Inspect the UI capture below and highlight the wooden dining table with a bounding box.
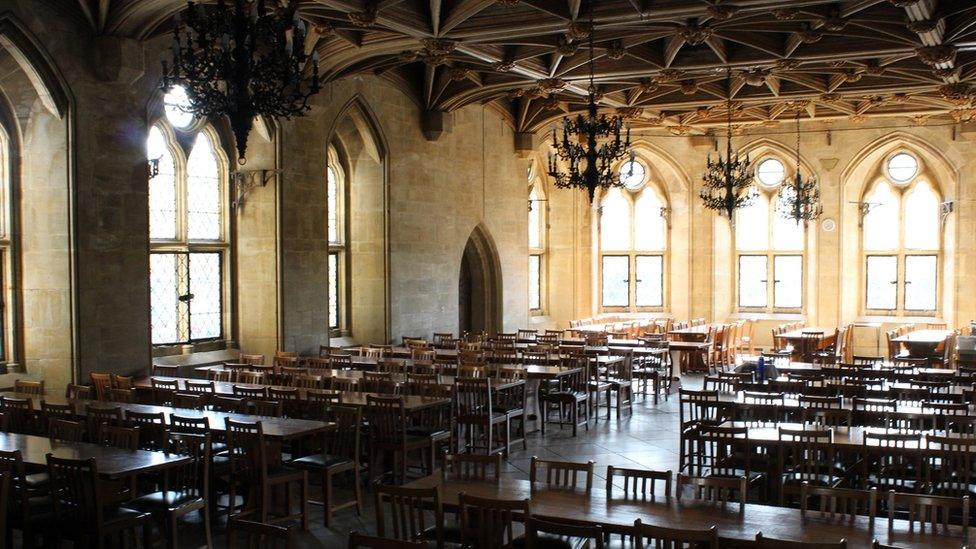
[0,391,335,441]
[0,432,190,479]
[405,476,966,548]
[773,361,957,381]
[892,329,954,358]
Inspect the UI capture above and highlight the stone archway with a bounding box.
[458,224,502,335]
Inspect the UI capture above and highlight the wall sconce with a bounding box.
[231,169,281,210]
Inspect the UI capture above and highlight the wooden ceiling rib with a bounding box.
[63,0,976,133]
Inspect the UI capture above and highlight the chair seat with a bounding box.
[267,465,305,481]
[24,472,49,488]
[125,490,204,512]
[105,506,153,526]
[781,472,840,487]
[407,426,451,438]
[290,453,354,470]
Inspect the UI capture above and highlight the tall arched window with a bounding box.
[0,127,11,361]
[148,87,229,345]
[528,178,546,313]
[735,156,805,311]
[327,146,345,333]
[862,152,940,314]
[599,160,668,311]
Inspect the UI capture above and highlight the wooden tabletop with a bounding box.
[405,476,965,548]
[667,341,713,350]
[0,392,335,440]
[716,391,973,421]
[892,330,954,344]
[718,421,972,451]
[774,327,833,339]
[668,325,716,335]
[0,432,190,479]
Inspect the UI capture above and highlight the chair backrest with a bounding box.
[46,455,103,526]
[365,395,407,446]
[755,532,847,548]
[84,404,121,440]
[442,452,503,483]
[48,418,86,442]
[124,410,167,450]
[801,483,878,520]
[606,466,671,498]
[173,392,207,410]
[99,424,140,450]
[327,406,361,461]
[803,407,852,428]
[239,354,267,365]
[106,388,135,403]
[362,371,397,394]
[170,414,210,435]
[151,364,180,377]
[89,372,113,400]
[347,532,423,549]
[457,492,531,549]
[526,516,605,549]
[251,399,283,418]
[0,396,34,434]
[529,456,594,492]
[233,384,268,399]
[633,519,717,549]
[13,379,43,395]
[455,377,494,418]
[225,418,266,483]
[166,431,211,497]
[227,518,295,549]
[676,474,747,510]
[65,383,92,400]
[888,491,970,533]
[374,483,444,546]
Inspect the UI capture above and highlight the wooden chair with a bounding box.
[755,532,847,548]
[525,516,605,549]
[676,474,747,511]
[777,427,841,506]
[455,378,510,456]
[365,395,433,483]
[374,483,445,548]
[65,383,92,400]
[172,392,207,410]
[227,518,295,549]
[99,424,140,450]
[89,372,113,400]
[362,371,397,394]
[442,452,503,483]
[268,387,301,418]
[13,379,43,395]
[150,378,179,406]
[0,450,53,547]
[924,434,976,498]
[125,432,213,549]
[1,396,36,434]
[251,399,283,418]
[106,388,135,403]
[224,418,309,529]
[800,483,878,520]
[124,410,167,451]
[888,491,970,534]
[606,466,671,498]
[539,359,589,437]
[49,418,86,442]
[290,406,362,526]
[633,519,717,549]
[348,532,422,548]
[860,432,922,492]
[239,354,267,365]
[233,384,268,400]
[85,404,122,440]
[606,351,635,418]
[457,492,530,549]
[529,456,594,493]
[45,455,154,547]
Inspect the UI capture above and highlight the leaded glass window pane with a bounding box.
[904,255,937,311]
[189,252,222,340]
[528,254,541,310]
[328,167,339,243]
[774,255,802,308]
[602,256,629,307]
[150,253,181,344]
[186,132,222,240]
[148,126,177,240]
[863,183,898,250]
[738,255,767,308]
[735,192,768,251]
[773,213,804,251]
[600,188,630,250]
[866,255,897,310]
[528,188,541,249]
[329,253,339,329]
[635,255,663,307]
[904,181,939,250]
[634,189,665,251]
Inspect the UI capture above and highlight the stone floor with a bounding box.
[151,376,699,548]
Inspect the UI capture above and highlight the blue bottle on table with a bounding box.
[756,355,765,383]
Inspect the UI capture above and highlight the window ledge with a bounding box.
[855,315,943,325]
[731,312,806,322]
[529,315,550,325]
[152,339,235,359]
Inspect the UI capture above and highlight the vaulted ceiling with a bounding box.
[65,0,976,134]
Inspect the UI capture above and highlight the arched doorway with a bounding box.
[458,225,502,335]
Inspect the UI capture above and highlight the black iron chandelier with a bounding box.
[161,0,321,163]
[699,69,756,225]
[777,113,823,224]
[547,6,633,203]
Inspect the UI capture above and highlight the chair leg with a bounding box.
[301,474,309,531]
[353,468,363,516]
[203,503,214,549]
[323,469,334,527]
